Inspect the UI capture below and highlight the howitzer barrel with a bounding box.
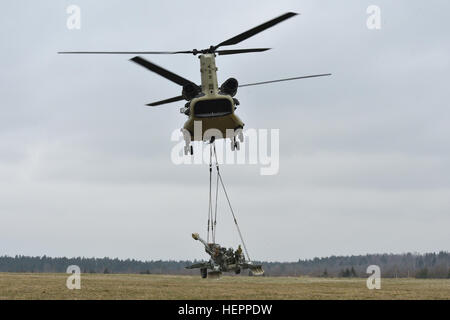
[192,233,213,254]
[192,233,200,241]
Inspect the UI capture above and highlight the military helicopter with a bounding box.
[59,12,331,155]
[186,233,264,279]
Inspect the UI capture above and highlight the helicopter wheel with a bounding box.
[190,145,194,155]
[235,141,240,151]
[231,141,235,151]
[184,146,189,156]
[237,129,244,143]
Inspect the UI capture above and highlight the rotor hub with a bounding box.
[191,46,218,56]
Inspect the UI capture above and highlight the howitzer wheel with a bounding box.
[200,268,207,279]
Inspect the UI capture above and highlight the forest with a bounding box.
[0,251,449,278]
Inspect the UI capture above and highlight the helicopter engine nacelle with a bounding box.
[219,78,238,97]
[182,83,201,101]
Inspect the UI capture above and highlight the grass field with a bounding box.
[0,273,449,299]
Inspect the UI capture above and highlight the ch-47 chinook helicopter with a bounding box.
[59,12,330,155]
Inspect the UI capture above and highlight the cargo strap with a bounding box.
[206,142,252,262]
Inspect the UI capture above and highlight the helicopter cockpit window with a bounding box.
[194,99,232,118]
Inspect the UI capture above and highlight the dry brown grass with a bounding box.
[0,272,449,300]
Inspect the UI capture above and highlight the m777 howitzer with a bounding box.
[186,233,264,279]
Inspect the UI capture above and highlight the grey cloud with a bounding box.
[0,0,449,261]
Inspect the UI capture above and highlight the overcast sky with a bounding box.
[0,0,449,262]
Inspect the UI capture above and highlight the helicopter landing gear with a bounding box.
[181,129,193,156]
[230,127,243,152]
[236,128,244,143]
[184,145,193,155]
[231,139,240,151]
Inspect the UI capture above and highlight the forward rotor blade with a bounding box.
[215,12,298,49]
[239,73,332,87]
[58,51,193,54]
[217,48,271,55]
[130,56,194,86]
[146,95,184,107]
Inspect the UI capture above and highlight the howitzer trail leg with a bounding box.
[249,265,264,276]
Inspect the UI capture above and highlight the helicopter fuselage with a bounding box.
[182,54,244,141]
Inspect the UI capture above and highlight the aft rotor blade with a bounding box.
[58,51,194,54]
[146,95,184,107]
[239,73,332,87]
[215,12,298,49]
[130,56,194,86]
[217,48,271,55]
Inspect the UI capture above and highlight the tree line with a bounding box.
[264,251,450,278]
[0,251,449,278]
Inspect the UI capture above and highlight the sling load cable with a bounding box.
[208,142,219,243]
[206,144,213,243]
[212,149,219,244]
[211,142,252,263]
